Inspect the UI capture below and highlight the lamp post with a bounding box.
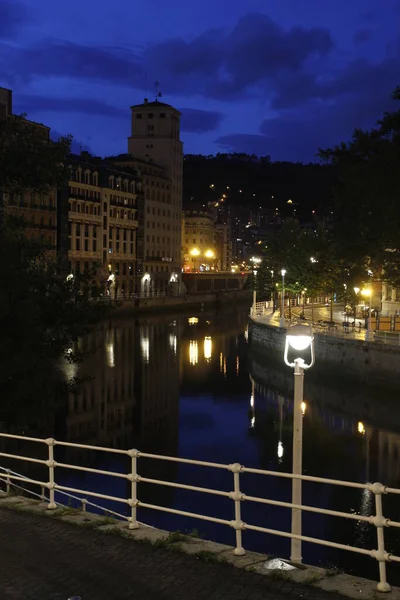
[284,324,315,564]
[362,289,372,341]
[280,269,286,328]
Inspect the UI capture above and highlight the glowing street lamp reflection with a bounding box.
[169,334,177,355]
[189,340,198,365]
[277,441,284,461]
[301,401,306,415]
[107,343,115,368]
[204,336,212,362]
[188,317,198,325]
[140,337,150,363]
[358,421,366,435]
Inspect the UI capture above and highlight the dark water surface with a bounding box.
[2,305,400,584]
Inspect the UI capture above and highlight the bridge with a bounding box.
[182,271,249,294]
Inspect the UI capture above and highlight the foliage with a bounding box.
[0,114,71,196]
[0,113,107,431]
[319,86,400,286]
[0,216,109,430]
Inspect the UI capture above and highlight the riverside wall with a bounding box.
[248,317,400,388]
[113,289,252,316]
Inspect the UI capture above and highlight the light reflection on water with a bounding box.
[2,306,400,584]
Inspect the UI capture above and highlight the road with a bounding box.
[290,303,360,325]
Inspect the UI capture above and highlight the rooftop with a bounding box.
[130,99,181,114]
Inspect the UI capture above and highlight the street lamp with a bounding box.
[280,269,286,328]
[362,289,372,341]
[284,324,315,564]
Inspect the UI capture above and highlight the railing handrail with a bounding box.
[0,432,399,592]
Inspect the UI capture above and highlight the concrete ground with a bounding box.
[0,506,352,600]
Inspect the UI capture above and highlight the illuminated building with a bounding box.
[111,95,183,296]
[66,155,140,296]
[183,207,220,271]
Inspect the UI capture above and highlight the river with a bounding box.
[1,304,400,584]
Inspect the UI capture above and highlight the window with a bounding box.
[136,113,142,119]
[93,239,97,252]
[160,113,166,118]
[148,113,154,118]
[84,240,89,251]
[76,239,81,251]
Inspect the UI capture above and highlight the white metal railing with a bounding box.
[249,302,274,320]
[0,434,399,592]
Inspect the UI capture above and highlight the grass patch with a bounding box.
[195,550,226,564]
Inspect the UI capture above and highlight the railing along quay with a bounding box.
[250,303,400,347]
[0,434,399,592]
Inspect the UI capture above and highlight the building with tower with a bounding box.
[112,93,183,296]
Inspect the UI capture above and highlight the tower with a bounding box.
[128,93,183,291]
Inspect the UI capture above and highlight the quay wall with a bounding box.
[248,318,400,387]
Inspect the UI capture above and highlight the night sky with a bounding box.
[1,0,399,162]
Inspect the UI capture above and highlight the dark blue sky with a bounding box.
[1,0,399,161]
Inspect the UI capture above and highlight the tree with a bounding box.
[0,116,108,431]
[319,86,400,287]
[0,114,71,197]
[0,215,109,430]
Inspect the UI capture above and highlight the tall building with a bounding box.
[125,97,183,295]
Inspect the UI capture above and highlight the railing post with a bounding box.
[5,469,11,495]
[370,482,391,593]
[128,449,140,530]
[45,438,57,510]
[229,463,245,556]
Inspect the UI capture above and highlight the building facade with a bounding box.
[182,204,232,272]
[125,98,183,295]
[182,207,218,272]
[66,156,140,297]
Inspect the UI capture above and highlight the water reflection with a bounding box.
[204,337,212,363]
[189,340,198,366]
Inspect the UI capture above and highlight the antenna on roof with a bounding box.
[154,80,162,101]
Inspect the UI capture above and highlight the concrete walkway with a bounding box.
[0,507,350,600]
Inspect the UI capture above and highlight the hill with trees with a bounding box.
[183,154,336,222]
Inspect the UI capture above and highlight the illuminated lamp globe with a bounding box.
[286,324,313,351]
[205,250,214,258]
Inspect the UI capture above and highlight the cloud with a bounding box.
[5,13,333,104]
[13,94,126,118]
[269,43,400,110]
[0,1,29,39]
[10,39,143,86]
[216,85,399,162]
[353,29,372,45]
[180,108,224,133]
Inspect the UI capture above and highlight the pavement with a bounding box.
[0,507,350,600]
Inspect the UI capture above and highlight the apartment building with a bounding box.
[66,155,140,296]
[182,207,218,272]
